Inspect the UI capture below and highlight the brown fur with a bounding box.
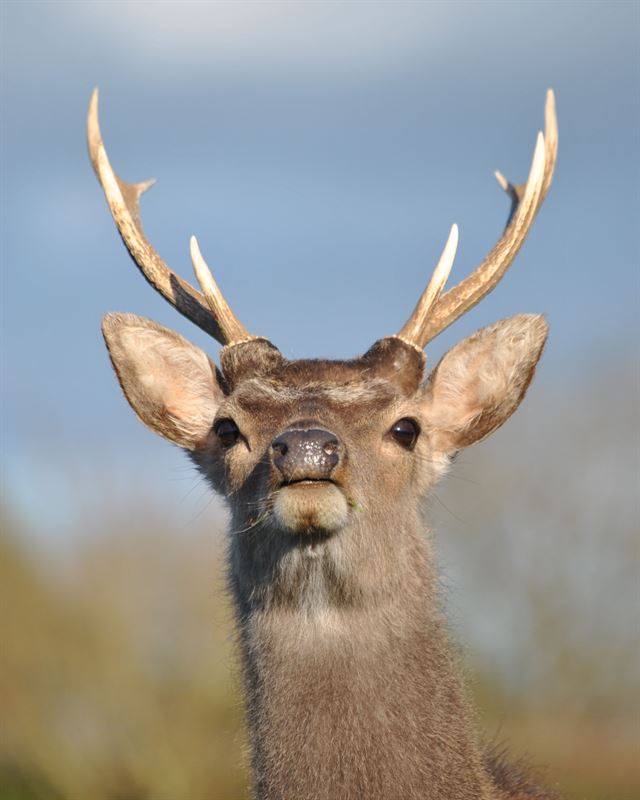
[484,745,559,799]
[103,311,553,799]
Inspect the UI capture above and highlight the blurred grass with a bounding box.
[0,507,248,800]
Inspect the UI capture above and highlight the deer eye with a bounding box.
[389,418,420,450]
[215,419,241,449]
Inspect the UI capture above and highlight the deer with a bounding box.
[88,88,558,800]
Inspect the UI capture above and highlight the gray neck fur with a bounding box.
[229,505,492,800]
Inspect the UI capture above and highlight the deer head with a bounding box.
[89,90,556,613]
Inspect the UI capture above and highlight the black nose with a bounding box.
[271,427,342,483]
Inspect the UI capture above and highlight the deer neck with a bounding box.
[229,508,493,800]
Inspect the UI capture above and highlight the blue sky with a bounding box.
[2,1,638,538]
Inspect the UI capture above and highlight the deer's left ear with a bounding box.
[421,314,548,454]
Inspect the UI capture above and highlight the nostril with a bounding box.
[322,439,339,456]
[272,441,288,457]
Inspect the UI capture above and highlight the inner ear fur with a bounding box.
[422,314,548,453]
[102,313,224,450]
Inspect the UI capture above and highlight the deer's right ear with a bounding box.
[102,313,224,450]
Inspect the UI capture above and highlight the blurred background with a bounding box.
[1,1,638,798]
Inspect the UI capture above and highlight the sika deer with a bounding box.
[89,89,558,800]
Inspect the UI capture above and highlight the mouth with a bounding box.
[280,478,337,488]
[272,478,349,534]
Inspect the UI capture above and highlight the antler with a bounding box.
[87,88,253,346]
[396,89,557,349]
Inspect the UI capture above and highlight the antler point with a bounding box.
[494,170,508,192]
[137,178,156,196]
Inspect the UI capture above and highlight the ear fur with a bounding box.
[422,314,548,454]
[102,313,224,450]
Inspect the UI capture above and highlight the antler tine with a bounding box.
[413,90,557,347]
[87,88,252,346]
[395,224,458,350]
[541,88,559,205]
[190,236,255,344]
[494,89,558,219]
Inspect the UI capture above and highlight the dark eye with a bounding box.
[389,418,420,450]
[215,419,241,449]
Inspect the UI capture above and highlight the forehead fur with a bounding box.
[231,359,403,415]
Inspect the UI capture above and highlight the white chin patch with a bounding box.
[272,482,349,534]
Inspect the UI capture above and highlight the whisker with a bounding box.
[428,491,468,525]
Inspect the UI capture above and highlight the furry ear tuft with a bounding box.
[102,313,223,450]
[423,314,548,453]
